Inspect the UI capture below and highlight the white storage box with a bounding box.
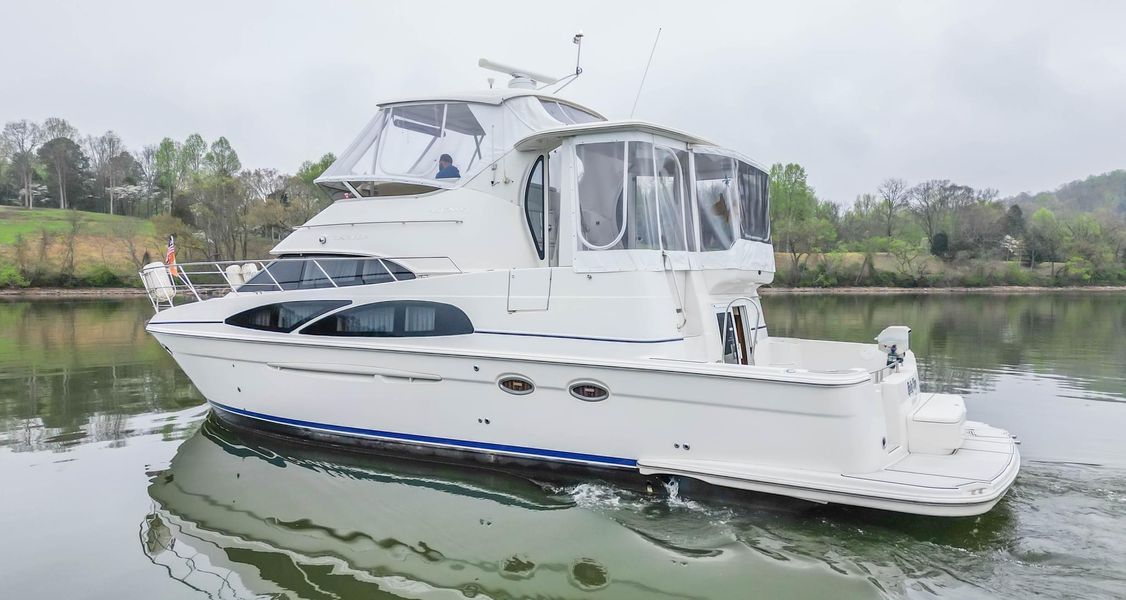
[908,393,966,455]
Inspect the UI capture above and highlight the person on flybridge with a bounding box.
[436,154,460,179]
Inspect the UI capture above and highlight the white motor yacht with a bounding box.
[141,62,1019,517]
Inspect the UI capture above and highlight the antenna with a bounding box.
[552,31,585,93]
[572,31,584,76]
[630,27,662,118]
[480,33,588,93]
[478,58,559,89]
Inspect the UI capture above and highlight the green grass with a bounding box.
[0,206,155,245]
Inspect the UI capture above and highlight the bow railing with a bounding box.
[139,255,460,313]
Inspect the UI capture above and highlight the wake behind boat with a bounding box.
[140,55,1019,517]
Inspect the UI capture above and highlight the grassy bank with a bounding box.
[773,251,1126,288]
[0,207,162,288]
[1,206,1123,291]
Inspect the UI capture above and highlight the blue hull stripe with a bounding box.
[476,330,682,344]
[210,401,638,468]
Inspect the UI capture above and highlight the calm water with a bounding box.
[1,294,1124,599]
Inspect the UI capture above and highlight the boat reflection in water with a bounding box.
[141,417,882,599]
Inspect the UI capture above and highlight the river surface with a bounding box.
[1,294,1124,599]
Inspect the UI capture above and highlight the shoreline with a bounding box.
[0,287,148,299]
[760,285,1126,295]
[2,285,1125,299]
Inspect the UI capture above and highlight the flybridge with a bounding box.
[317,37,593,199]
[314,91,605,199]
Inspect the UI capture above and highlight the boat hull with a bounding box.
[154,329,1019,517]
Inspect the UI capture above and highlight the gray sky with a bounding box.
[4,0,1125,204]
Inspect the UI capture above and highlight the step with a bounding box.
[908,393,966,455]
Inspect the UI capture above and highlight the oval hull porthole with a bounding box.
[498,375,535,395]
[569,381,609,402]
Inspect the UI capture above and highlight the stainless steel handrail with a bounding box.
[870,362,899,384]
[138,255,461,313]
[720,296,762,366]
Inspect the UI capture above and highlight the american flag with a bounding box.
[165,235,178,277]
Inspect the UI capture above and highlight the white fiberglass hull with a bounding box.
[152,329,1019,517]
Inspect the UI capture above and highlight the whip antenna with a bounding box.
[630,27,662,118]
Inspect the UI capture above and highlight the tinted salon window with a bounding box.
[226,300,350,333]
[301,301,473,337]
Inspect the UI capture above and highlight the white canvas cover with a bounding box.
[317,97,589,194]
[572,239,775,273]
[571,139,774,274]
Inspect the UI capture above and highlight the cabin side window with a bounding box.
[694,153,738,251]
[301,301,474,337]
[654,147,692,252]
[226,300,350,333]
[738,162,771,243]
[576,141,700,253]
[625,142,661,249]
[524,156,546,259]
[575,142,627,250]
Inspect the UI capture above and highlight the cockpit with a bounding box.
[316,93,604,198]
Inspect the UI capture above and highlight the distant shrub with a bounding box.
[1060,257,1094,284]
[962,267,989,288]
[1001,262,1034,286]
[83,266,125,287]
[811,271,838,288]
[1088,264,1126,285]
[0,262,30,288]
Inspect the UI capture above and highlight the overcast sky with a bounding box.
[4,0,1125,203]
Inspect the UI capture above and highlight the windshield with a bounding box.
[320,102,498,187]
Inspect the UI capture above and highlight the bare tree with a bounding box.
[876,178,909,237]
[136,145,163,216]
[1,120,44,208]
[61,210,85,277]
[909,180,945,242]
[86,131,125,214]
[889,238,929,281]
[944,183,975,245]
[240,168,288,202]
[110,220,146,269]
[40,117,79,209]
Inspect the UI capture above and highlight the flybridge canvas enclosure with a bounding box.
[569,135,774,273]
[317,96,603,197]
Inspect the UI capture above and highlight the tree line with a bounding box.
[0,117,335,263]
[3,115,1125,287]
[768,164,1126,286]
